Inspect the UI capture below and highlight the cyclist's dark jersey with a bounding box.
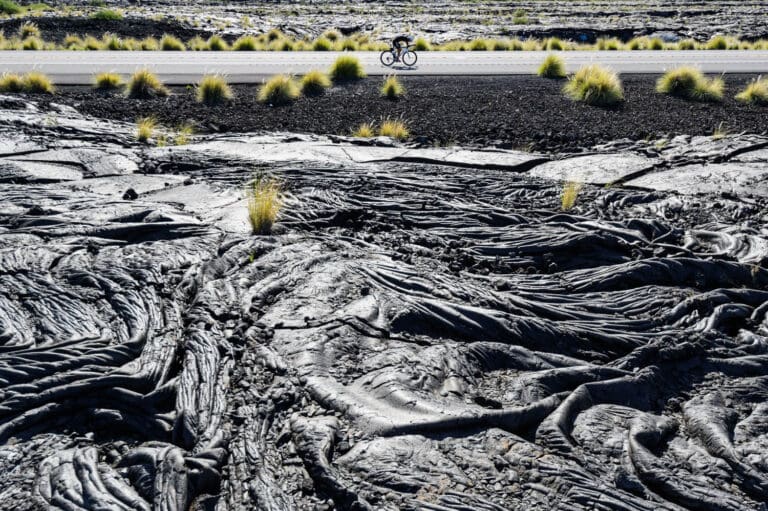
[392,35,413,48]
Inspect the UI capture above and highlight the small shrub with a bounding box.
[91,9,122,20]
[206,34,229,51]
[707,35,728,50]
[380,75,404,99]
[247,174,282,235]
[266,28,284,41]
[677,39,697,50]
[140,37,159,51]
[312,37,333,51]
[0,0,23,15]
[414,37,431,51]
[127,68,169,98]
[469,39,489,51]
[626,38,643,50]
[63,34,83,49]
[340,38,358,51]
[352,122,374,137]
[735,76,768,105]
[648,37,664,50]
[656,66,723,102]
[187,36,207,51]
[23,72,55,94]
[537,54,566,79]
[136,116,156,142]
[512,9,529,24]
[232,35,259,51]
[102,33,124,50]
[329,55,366,81]
[561,181,582,210]
[564,64,624,106]
[300,70,331,96]
[93,71,123,91]
[492,39,510,51]
[322,29,342,42]
[160,34,185,51]
[545,37,564,51]
[0,73,24,93]
[379,118,409,140]
[258,74,300,105]
[22,36,43,50]
[19,22,40,39]
[196,74,233,105]
[174,123,194,145]
[83,35,104,50]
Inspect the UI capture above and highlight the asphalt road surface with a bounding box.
[2,50,768,84]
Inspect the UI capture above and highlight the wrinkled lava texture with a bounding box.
[2,96,768,511]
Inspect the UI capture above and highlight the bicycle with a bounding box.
[380,44,418,67]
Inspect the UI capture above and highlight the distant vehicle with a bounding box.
[380,44,418,67]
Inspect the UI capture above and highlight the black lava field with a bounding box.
[1,96,768,511]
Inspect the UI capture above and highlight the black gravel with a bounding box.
[46,74,768,152]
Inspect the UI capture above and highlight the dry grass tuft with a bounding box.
[735,76,768,105]
[127,68,169,99]
[537,54,566,79]
[300,70,331,96]
[196,74,233,105]
[93,71,123,91]
[561,181,583,210]
[378,118,409,140]
[563,64,623,106]
[352,122,375,138]
[656,66,724,102]
[246,174,283,234]
[258,74,300,105]
[136,116,156,142]
[380,75,405,99]
[329,55,366,81]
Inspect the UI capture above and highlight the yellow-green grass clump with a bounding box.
[83,35,104,50]
[91,8,122,20]
[247,174,283,235]
[312,37,333,51]
[22,72,55,94]
[380,75,405,99]
[0,73,25,93]
[537,54,566,79]
[159,34,185,51]
[300,70,331,96]
[563,64,623,106]
[206,35,229,51]
[735,76,768,105]
[93,72,123,91]
[545,37,564,51]
[196,74,233,105]
[19,22,40,39]
[140,37,159,51]
[329,55,366,82]
[378,119,409,140]
[706,35,728,50]
[174,123,194,145]
[656,66,724,102]
[22,36,43,50]
[352,122,375,138]
[414,37,432,51]
[232,35,260,51]
[469,39,489,51]
[258,74,300,105]
[561,181,582,210]
[127,69,169,99]
[136,116,156,143]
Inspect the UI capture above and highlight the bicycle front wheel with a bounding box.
[380,51,395,66]
[402,50,417,66]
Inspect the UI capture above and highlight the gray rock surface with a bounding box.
[1,98,768,511]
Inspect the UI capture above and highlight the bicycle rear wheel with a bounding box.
[402,50,417,66]
[380,51,395,66]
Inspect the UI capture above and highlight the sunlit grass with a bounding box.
[246,174,283,235]
[537,54,566,79]
[93,71,123,91]
[258,74,299,105]
[136,116,156,142]
[127,68,169,98]
[561,181,582,210]
[564,64,623,106]
[196,74,233,105]
[378,118,409,140]
[380,75,405,99]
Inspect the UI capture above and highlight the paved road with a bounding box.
[2,50,768,84]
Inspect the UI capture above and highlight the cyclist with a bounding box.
[391,34,414,61]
